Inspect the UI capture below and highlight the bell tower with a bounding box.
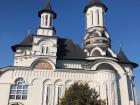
[85,0,107,29]
[84,0,116,60]
[37,1,57,36]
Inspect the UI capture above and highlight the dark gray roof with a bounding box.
[84,0,108,12]
[57,38,86,60]
[0,71,2,75]
[38,1,57,19]
[11,35,86,60]
[12,35,33,52]
[117,48,138,68]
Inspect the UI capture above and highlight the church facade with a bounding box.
[0,0,138,105]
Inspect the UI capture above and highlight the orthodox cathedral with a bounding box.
[0,0,138,105]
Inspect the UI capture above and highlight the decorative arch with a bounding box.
[96,63,115,70]
[91,60,129,105]
[94,30,102,37]
[9,78,28,100]
[44,79,52,85]
[85,30,102,40]
[39,40,53,55]
[91,60,125,73]
[84,49,90,56]
[54,79,63,86]
[30,78,39,85]
[90,47,105,56]
[13,77,28,84]
[31,58,55,70]
[107,48,117,57]
[104,31,110,38]
[36,38,55,46]
[92,49,102,56]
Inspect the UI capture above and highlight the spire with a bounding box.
[38,0,57,19]
[44,0,53,12]
[84,0,108,12]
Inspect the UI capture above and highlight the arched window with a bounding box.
[57,86,62,105]
[92,50,101,56]
[41,45,49,55]
[43,79,52,105]
[43,85,51,105]
[9,78,28,100]
[42,46,45,54]
[55,80,62,105]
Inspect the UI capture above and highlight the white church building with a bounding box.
[0,0,138,105]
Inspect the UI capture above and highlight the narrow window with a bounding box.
[50,17,52,27]
[57,86,61,105]
[42,16,44,26]
[42,46,44,54]
[97,10,99,25]
[46,15,48,26]
[46,86,50,105]
[9,78,28,100]
[92,12,94,26]
[46,47,48,55]
[42,45,46,55]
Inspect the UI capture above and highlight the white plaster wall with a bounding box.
[0,68,118,105]
[14,37,57,67]
[28,79,43,105]
[0,59,135,105]
[37,28,54,36]
[14,56,56,67]
[0,84,11,105]
[86,6,105,29]
[56,60,84,69]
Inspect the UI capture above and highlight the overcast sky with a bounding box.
[0,0,140,102]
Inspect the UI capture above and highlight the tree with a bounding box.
[11,102,22,105]
[60,82,105,105]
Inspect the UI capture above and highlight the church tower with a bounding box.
[0,1,138,105]
[37,1,56,36]
[12,1,58,67]
[84,0,116,60]
[83,0,138,105]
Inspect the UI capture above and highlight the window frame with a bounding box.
[9,78,28,100]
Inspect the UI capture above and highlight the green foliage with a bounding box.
[60,82,105,105]
[11,102,22,105]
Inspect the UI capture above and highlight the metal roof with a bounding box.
[117,48,138,68]
[11,35,86,60]
[84,0,108,13]
[38,1,57,19]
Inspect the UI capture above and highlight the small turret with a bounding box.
[84,0,116,60]
[37,1,57,36]
[84,0,107,29]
